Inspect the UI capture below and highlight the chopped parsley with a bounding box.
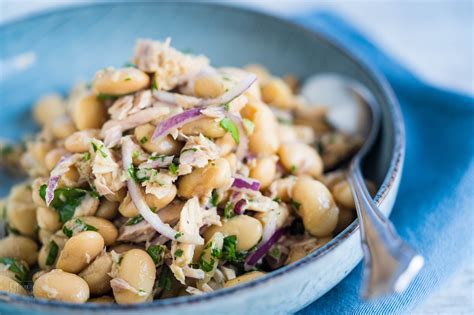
[269,246,281,260]
[83,152,91,161]
[139,136,148,144]
[151,78,159,91]
[132,150,140,159]
[149,154,167,161]
[0,258,29,283]
[209,190,219,207]
[221,235,246,263]
[272,196,281,204]
[158,265,172,292]
[223,202,235,219]
[181,148,198,153]
[127,166,139,182]
[96,93,119,101]
[91,141,108,158]
[219,118,239,144]
[174,232,183,239]
[174,249,184,258]
[124,77,132,81]
[46,240,59,266]
[125,215,144,226]
[63,218,98,237]
[223,103,230,111]
[199,256,215,272]
[147,245,165,266]
[168,163,178,175]
[39,184,88,222]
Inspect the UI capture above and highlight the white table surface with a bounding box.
[1,0,473,313]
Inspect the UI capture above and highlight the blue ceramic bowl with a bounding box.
[0,3,404,314]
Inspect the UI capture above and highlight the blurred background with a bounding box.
[1,1,472,313]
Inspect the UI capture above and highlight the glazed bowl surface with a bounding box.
[0,3,404,314]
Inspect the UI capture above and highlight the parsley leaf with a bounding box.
[125,215,144,226]
[46,240,59,266]
[0,258,29,283]
[151,78,159,91]
[223,202,235,219]
[139,136,148,144]
[174,232,183,239]
[158,265,172,292]
[168,163,178,175]
[219,118,239,144]
[289,199,301,211]
[222,235,247,263]
[174,249,184,257]
[63,218,98,237]
[209,190,219,207]
[39,184,88,222]
[147,245,165,266]
[91,141,108,158]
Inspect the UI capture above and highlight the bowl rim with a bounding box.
[0,2,405,311]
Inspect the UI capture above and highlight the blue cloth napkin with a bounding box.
[294,11,474,314]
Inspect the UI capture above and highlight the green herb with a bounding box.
[181,148,198,153]
[199,256,215,272]
[272,196,281,203]
[151,78,158,91]
[125,215,144,226]
[209,190,219,207]
[83,152,91,161]
[127,166,139,182]
[174,232,183,239]
[289,199,301,211]
[63,218,98,237]
[46,240,59,266]
[158,265,172,292]
[174,249,184,257]
[39,184,88,222]
[277,117,293,125]
[132,150,140,159]
[147,245,165,266]
[139,136,148,144]
[222,235,246,263]
[8,226,20,235]
[222,76,231,81]
[0,258,29,283]
[168,163,178,175]
[150,206,157,213]
[211,247,222,259]
[223,202,235,219]
[223,103,230,111]
[269,246,281,260]
[124,77,132,81]
[96,93,119,101]
[89,188,100,199]
[219,118,239,144]
[149,154,166,161]
[290,164,297,174]
[91,141,108,158]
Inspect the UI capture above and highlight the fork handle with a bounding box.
[347,164,424,299]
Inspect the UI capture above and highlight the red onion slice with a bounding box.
[233,199,248,215]
[122,137,201,244]
[152,74,257,108]
[45,154,73,206]
[245,228,286,267]
[151,108,203,143]
[231,175,261,193]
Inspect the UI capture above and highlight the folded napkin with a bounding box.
[293,11,474,314]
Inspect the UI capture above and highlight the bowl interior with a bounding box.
[0,2,400,311]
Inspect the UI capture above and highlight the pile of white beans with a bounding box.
[0,39,374,304]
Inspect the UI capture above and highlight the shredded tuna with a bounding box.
[108,95,134,120]
[179,134,220,170]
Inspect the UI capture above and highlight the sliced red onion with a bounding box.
[45,154,73,206]
[201,74,257,106]
[101,106,170,144]
[152,74,257,108]
[233,199,248,215]
[231,175,261,193]
[151,108,203,143]
[245,228,286,267]
[121,137,201,244]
